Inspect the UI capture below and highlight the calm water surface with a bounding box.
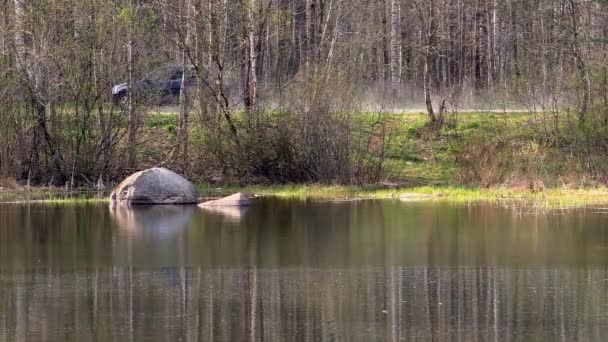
[2,199,608,341]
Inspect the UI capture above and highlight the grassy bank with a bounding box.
[3,184,608,209]
[183,109,608,188]
[367,110,607,188]
[197,184,608,209]
[0,188,109,204]
[4,109,608,208]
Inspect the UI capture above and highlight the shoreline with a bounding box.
[2,184,608,209]
[232,185,608,209]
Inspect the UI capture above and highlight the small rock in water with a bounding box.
[199,192,250,207]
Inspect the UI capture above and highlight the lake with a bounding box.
[1,199,608,341]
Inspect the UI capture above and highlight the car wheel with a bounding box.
[113,92,128,106]
[119,93,128,106]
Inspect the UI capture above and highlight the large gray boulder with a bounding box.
[111,167,198,205]
[198,192,250,207]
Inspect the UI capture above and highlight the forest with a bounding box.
[1,0,608,189]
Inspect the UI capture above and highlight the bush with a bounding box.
[0,177,21,190]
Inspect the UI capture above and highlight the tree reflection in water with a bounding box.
[1,200,608,341]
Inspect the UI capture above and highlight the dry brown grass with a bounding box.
[0,177,21,190]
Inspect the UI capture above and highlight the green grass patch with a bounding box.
[0,190,109,204]
[5,183,608,209]
[196,183,608,209]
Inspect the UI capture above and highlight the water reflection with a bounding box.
[2,267,607,341]
[199,205,249,222]
[1,200,608,341]
[110,205,196,238]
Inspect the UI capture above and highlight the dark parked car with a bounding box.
[112,64,196,105]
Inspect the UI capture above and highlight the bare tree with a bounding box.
[390,0,402,98]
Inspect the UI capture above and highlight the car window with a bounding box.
[143,66,174,80]
[144,68,162,80]
[143,65,193,81]
[169,70,183,80]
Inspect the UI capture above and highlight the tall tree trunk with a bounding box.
[178,0,191,172]
[244,0,258,125]
[390,0,401,96]
[425,0,437,124]
[126,0,137,169]
[382,0,390,81]
[289,0,301,74]
[13,0,25,70]
[510,0,520,78]
[569,0,590,123]
[305,0,314,68]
